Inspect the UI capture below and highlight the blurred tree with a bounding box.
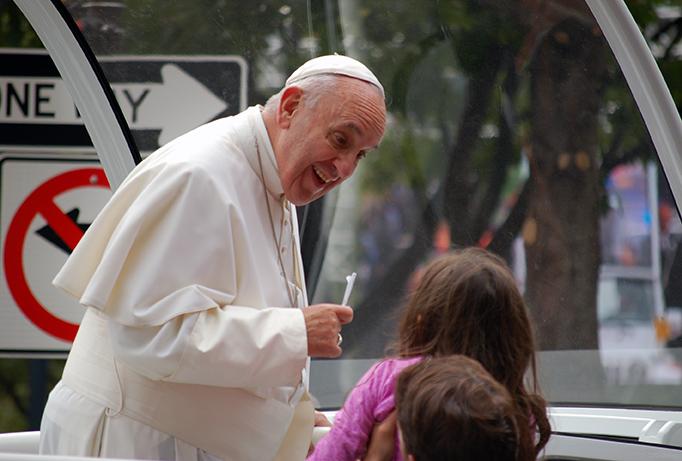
[342,0,681,356]
[523,2,606,351]
[0,0,40,47]
[113,0,314,103]
[0,0,680,430]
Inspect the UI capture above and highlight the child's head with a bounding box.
[396,355,519,461]
[395,247,549,458]
[397,247,534,389]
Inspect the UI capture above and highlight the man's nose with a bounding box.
[334,153,357,180]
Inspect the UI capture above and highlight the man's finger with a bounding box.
[314,412,332,427]
[333,305,354,324]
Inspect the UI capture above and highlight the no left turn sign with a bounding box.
[1,156,112,353]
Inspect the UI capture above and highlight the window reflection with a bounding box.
[602,164,654,269]
[307,1,682,408]
[53,0,682,408]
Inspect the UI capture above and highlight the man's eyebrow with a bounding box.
[340,122,362,134]
[337,122,380,150]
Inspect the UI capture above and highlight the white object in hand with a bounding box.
[341,272,357,306]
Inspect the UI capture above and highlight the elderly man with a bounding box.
[39,55,386,461]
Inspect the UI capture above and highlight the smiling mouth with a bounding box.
[313,165,337,184]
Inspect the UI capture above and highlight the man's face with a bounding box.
[273,77,386,206]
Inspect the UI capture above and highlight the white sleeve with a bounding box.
[71,160,308,389]
[107,304,307,388]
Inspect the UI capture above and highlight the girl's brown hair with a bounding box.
[394,247,550,460]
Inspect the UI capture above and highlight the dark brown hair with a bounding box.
[394,247,550,460]
[396,355,520,461]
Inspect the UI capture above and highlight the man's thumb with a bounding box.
[334,305,354,324]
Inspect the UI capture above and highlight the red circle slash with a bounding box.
[3,168,109,342]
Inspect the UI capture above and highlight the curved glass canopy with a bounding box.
[4,0,682,452]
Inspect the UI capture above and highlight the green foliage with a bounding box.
[0,359,64,432]
[443,1,521,74]
[0,3,41,48]
[0,360,29,431]
[360,0,681,227]
[121,0,285,56]
[626,0,670,28]
[362,122,436,195]
[661,60,682,107]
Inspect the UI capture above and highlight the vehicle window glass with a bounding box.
[61,0,320,155]
[299,1,682,410]
[54,0,682,412]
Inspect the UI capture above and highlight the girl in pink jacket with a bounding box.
[308,247,550,461]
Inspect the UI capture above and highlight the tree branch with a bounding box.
[471,56,520,240]
[443,42,504,245]
[600,137,655,179]
[488,178,532,259]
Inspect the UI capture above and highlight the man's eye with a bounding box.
[333,134,347,147]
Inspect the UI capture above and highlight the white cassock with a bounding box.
[39,106,314,461]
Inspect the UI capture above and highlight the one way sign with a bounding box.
[0,49,247,152]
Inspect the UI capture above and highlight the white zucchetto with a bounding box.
[285,54,384,98]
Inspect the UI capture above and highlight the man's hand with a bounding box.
[308,411,333,457]
[314,411,332,427]
[304,304,353,357]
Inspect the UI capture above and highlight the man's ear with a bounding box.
[407,455,416,461]
[277,86,303,128]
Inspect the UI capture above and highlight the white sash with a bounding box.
[63,309,299,461]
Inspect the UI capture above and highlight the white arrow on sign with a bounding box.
[0,64,228,145]
[111,64,228,144]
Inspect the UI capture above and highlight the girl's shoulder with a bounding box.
[365,356,423,422]
[361,356,424,386]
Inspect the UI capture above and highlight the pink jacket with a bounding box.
[308,357,422,461]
